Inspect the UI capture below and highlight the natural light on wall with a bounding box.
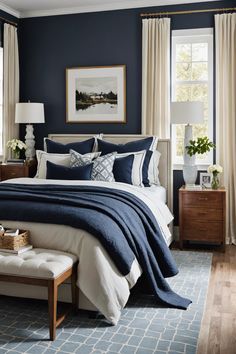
[171,28,213,167]
[0,47,2,156]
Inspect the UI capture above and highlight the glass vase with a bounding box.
[211,173,220,190]
[12,149,20,159]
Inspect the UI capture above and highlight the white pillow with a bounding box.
[149,136,159,151]
[116,150,146,187]
[36,150,70,179]
[93,133,103,152]
[148,150,161,186]
[36,150,100,179]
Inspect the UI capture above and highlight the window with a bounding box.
[0,47,3,156]
[171,28,213,167]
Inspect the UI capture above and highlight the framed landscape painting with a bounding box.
[66,65,126,123]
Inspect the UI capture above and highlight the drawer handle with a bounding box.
[198,197,208,201]
[10,172,16,176]
[197,212,207,216]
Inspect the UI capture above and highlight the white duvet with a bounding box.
[0,178,173,325]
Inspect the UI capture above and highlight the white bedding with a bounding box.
[143,185,166,204]
[0,178,173,325]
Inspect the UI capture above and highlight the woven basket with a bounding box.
[0,230,30,251]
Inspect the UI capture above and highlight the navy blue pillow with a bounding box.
[46,161,93,180]
[142,150,153,187]
[98,137,157,187]
[97,137,155,155]
[113,155,134,185]
[46,138,95,154]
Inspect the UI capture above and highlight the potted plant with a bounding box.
[7,139,27,159]
[185,136,215,157]
[184,136,215,185]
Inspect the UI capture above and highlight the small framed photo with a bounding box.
[200,172,212,188]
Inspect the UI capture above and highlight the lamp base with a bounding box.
[183,124,197,184]
[25,124,35,160]
[184,124,195,165]
[183,164,198,185]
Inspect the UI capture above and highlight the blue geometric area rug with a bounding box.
[0,251,212,354]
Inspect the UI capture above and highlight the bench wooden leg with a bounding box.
[71,265,79,313]
[48,280,57,341]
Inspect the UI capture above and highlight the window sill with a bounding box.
[173,163,209,171]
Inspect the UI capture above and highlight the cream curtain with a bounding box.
[142,18,170,138]
[3,23,19,160]
[215,13,236,244]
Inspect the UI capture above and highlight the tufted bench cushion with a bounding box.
[0,248,78,341]
[0,248,78,279]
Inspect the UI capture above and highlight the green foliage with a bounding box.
[185,136,215,157]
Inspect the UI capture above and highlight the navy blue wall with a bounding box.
[17,0,235,223]
[18,0,235,149]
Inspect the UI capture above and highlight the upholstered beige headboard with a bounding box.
[48,134,172,210]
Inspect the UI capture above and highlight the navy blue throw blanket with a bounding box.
[0,183,191,310]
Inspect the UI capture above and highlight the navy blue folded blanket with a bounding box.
[0,183,191,310]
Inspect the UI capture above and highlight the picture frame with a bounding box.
[200,172,212,188]
[66,65,126,124]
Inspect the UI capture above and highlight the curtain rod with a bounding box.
[0,16,17,27]
[140,7,236,17]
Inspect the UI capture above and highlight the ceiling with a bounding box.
[0,0,219,18]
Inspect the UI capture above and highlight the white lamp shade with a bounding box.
[171,101,204,125]
[15,103,45,124]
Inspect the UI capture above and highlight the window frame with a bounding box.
[171,28,214,170]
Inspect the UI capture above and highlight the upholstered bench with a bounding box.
[0,248,78,341]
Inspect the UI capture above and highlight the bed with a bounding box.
[0,135,188,325]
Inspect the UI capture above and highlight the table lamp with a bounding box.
[15,102,45,160]
[171,101,204,185]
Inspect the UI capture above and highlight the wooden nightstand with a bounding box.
[0,161,37,181]
[179,186,226,251]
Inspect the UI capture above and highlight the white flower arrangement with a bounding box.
[7,139,27,151]
[207,164,223,174]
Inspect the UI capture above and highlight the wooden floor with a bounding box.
[196,245,236,354]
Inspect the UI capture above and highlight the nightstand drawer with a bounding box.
[182,207,223,221]
[1,166,25,180]
[179,186,226,251]
[183,221,223,241]
[182,192,222,209]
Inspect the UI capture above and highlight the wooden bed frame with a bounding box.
[48,134,173,211]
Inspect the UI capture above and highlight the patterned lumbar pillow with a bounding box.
[70,150,117,182]
[70,150,101,167]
